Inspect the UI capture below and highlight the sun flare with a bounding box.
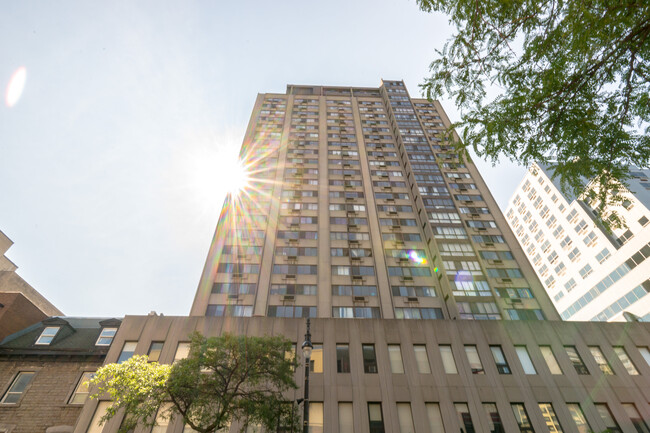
[225,160,251,196]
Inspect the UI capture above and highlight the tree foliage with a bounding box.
[90,333,299,433]
[418,0,650,225]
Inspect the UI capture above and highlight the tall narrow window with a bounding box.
[638,346,650,367]
[148,342,164,363]
[414,345,431,374]
[595,404,621,433]
[285,343,297,372]
[540,346,562,374]
[174,342,190,362]
[564,346,589,374]
[589,346,613,375]
[310,344,323,373]
[388,345,404,374]
[538,403,563,433]
[363,344,378,373]
[484,403,505,433]
[151,403,173,433]
[515,346,537,374]
[368,403,385,433]
[35,326,60,345]
[309,402,324,433]
[622,403,650,433]
[613,346,639,375]
[465,345,484,374]
[426,403,445,432]
[440,345,458,374]
[397,403,415,433]
[117,341,137,364]
[339,402,354,433]
[511,403,535,433]
[337,344,350,373]
[87,401,111,433]
[68,372,94,404]
[567,404,591,433]
[1,372,35,404]
[490,345,511,374]
[455,403,476,433]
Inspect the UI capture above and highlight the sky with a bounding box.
[0,0,527,317]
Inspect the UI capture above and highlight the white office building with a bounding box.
[505,162,650,322]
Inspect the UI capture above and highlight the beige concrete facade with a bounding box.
[75,315,650,433]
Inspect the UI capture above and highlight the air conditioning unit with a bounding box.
[388,210,398,215]
[401,276,414,282]
[282,295,295,302]
[227,294,239,300]
[285,274,296,280]
[406,297,419,303]
[353,296,368,303]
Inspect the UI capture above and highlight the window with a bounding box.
[579,264,593,279]
[310,344,323,373]
[538,403,563,433]
[1,372,35,404]
[638,347,650,367]
[337,344,350,373]
[440,345,458,374]
[589,346,613,375]
[465,345,484,374]
[426,403,445,432]
[414,345,431,373]
[511,403,535,433]
[285,344,296,372]
[339,402,354,433]
[595,404,621,433]
[567,404,591,433]
[483,403,505,433]
[565,346,589,374]
[583,231,597,246]
[539,346,562,374]
[309,402,324,433]
[455,403,476,433]
[96,327,118,346]
[490,346,511,374]
[148,342,164,363]
[515,346,537,374]
[117,341,137,363]
[622,404,650,433]
[564,278,577,292]
[151,403,173,433]
[596,248,611,263]
[87,401,111,433]
[613,346,639,375]
[368,403,385,433]
[363,344,378,373]
[174,342,191,362]
[35,326,60,345]
[69,372,94,404]
[397,403,415,433]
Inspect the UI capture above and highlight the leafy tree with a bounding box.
[90,333,299,433]
[417,0,650,226]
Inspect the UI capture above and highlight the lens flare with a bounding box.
[5,66,27,107]
[226,160,251,195]
[408,250,427,265]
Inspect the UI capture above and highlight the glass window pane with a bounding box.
[337,344,350,373]
[414,345,431,374]
[484,403,505,433]
[151,402,173,433]
[174,342,191,362]
[564,346,589,375]
[589,346,613,375]
[117,341,137,364]
[638,347,650,367]
[614,347,639,375]
[490,346,511,374]
[310,344,323,373]
[595,404,620,431]
[36,326,60,345]
[622,404,650,433]
[363,344,378,374]
[511,403,535,433]
[540,346,562,375]
[339,402,354,433]
[309,402,323,433]
[440,345,458,374]
[538,403,563,433]
[426,403,445,433]
[69,372,94,404]
[465,345,484,374]
[567,404,591,433]
[455,403,475,433]
[515,346,537,374]
[87,401,111,433]
[388,345,405,374]
[397,403,415,433]
[1,372,36,404]
[148,342,164,363]
[368,403,385,433]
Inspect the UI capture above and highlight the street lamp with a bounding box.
[301,318,313,433]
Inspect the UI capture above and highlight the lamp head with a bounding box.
[301,340,313,359]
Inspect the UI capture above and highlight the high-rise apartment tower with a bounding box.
[190,80,559,321]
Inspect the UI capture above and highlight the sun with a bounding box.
[225,159,250,196]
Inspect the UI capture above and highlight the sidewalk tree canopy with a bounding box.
[90,332,299,433]
[418,0,650,226]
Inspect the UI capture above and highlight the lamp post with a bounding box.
[301,318,313,433]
